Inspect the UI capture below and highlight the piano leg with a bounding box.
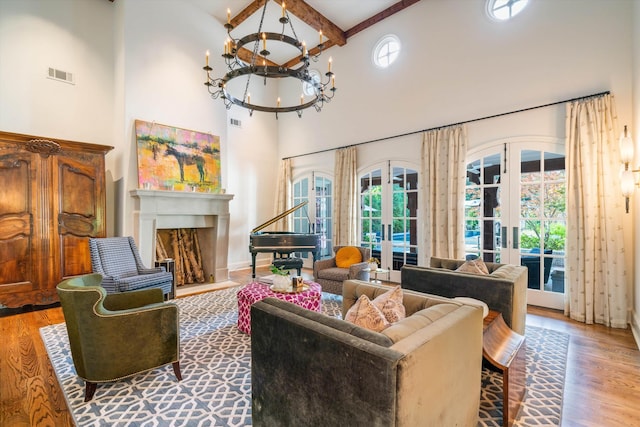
[251,253,257,278]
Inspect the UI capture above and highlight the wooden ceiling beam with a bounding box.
[230,0,420,68]
[345,0,422,39]
[231,0,267,27]
[281,0,347,47]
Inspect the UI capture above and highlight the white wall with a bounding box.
[279,0,633,157]
[114,0,280,273]
[0,0,114,143]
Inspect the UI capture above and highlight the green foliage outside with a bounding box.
[361,184,408,241]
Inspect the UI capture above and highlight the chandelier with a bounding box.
[203,1,336,118]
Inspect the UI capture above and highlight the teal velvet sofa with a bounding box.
[251,280,483,427]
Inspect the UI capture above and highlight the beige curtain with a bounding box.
[273,158,292,231]
[565,94,628,328]
[421,125,468,264]
[333,146,358,245]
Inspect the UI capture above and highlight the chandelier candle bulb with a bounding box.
[205,50,209,66]
[302,41,307,57]
[247,93,250,104]
[262,33,266,51]
[277,97,281,107]
[227,8,230,24]
[332,74,335,89]
[328,57,332,73]
[319,30,323,44]
[300,94,304,105]
[282,2,285,17]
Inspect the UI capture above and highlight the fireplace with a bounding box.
[130,189,233,283]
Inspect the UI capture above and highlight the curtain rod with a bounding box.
[282,90,611,160]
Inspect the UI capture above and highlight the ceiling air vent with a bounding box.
[230,118,242,128]
[47,67,75,85]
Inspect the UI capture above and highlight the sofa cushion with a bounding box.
[381,303,459,343]
[455,258,489,275]
[316,267,350,281]
[345,294,390,332]
[335,246,363,268]
[372,285,406,323]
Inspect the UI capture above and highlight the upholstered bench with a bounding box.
[272,257,303,276]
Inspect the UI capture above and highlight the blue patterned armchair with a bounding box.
[89,236,174,298]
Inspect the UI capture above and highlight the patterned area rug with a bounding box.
[40,286,569,426]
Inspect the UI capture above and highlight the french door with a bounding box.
[292,174,333,267]
[465,140,566,309]
[360,162,418,282]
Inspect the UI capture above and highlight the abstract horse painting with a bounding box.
[135,120,221,192]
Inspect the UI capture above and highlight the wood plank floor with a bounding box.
[1,268,639,426]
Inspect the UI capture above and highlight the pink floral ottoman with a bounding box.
[237,281,322,334]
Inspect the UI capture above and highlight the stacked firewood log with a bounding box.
[156,228,205,286]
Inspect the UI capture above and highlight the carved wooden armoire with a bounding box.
[0,130,112,308]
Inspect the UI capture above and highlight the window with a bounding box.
[372,35,401,68]
[292,174,333,261]
[303,69,321,96]
[486,0,529,21]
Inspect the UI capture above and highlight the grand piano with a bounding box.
[249,201,321,278]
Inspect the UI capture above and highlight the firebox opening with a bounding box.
[156,228,214,286]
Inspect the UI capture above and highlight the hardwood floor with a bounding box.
[1,268,639,426]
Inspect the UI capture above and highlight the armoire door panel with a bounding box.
[0,151,37,292]
[0,130,112,308]
[55,153,105,280]
[59,236,92,278]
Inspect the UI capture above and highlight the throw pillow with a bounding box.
[335,246,363,268]
[345,294,390,332]
[455,258,489,275]
[372,285,406,323]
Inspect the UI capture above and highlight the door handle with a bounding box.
[388,224,392,241]
[512,227,519,249]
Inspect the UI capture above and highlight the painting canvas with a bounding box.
[135,120,221,192]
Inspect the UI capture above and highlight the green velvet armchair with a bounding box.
[56,273,181,401]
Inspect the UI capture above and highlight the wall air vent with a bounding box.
[47,67,75,85]
[230,118,242,128]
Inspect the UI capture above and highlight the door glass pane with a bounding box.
[315,175,333,259]
[483,154,501,185]
[391,166,418,269]
[520,150,566,293]
[543,152,566,294]
[360,170,382,262]
[292,178,310,259]
[465,153,502,262]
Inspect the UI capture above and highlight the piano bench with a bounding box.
[272,257,304,276]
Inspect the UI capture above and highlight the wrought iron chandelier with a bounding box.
[203,1,336,118]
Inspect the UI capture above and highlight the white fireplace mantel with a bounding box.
[130,189,234,283]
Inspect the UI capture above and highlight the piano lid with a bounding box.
[251,201,308,234]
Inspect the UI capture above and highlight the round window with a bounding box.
[486,0,529,21]
[303,69,321,96]
[372,34,401,68]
